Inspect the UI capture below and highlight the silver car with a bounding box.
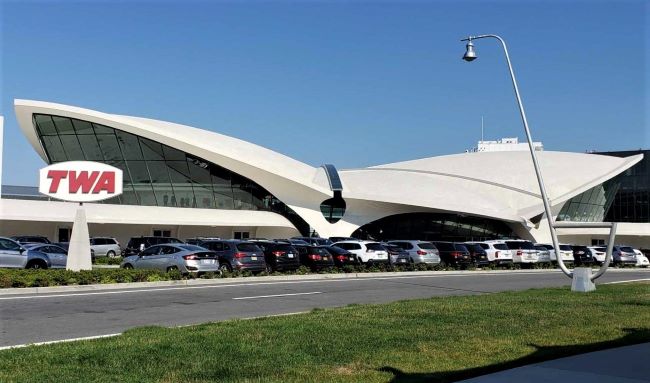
[534,245,551,264]
[121,244,219,273]
[0,238,67,269]
[386,240,441,265]
[90,237,122,258]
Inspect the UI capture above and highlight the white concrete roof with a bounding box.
[13,99,642,238]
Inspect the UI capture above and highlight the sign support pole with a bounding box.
[66,202,92,271]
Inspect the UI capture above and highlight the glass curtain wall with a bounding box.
[556,180,619,222]
[32,114,310,234]
[352,213,514,242]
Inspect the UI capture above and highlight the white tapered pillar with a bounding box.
[67,205,92,271]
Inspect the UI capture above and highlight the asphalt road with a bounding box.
[0,269,648,348]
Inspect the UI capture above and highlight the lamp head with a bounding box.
[463,40,477,62]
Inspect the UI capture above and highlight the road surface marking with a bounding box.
[0,333,121,351]
[233,291,322,300]
[603,278,650,284]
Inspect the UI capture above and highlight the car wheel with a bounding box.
[107,250,117,258]
[26,261,47,269]
[219,263,232,273]
[166,266,178,273]
[122,264,134,269]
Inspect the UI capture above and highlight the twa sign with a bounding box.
[39,161,123,202]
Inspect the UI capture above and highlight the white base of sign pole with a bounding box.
[66,206,92,271]
[571,267,596,292]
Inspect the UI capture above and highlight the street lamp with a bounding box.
[460,35,614,285]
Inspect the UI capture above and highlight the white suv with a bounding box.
[467,240,514,265]
[90,237,122,258]
[333,241,389,264]
[504,240,539,265]
[536,243,574,264]
[632,248,649,268]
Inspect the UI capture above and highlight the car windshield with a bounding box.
[236,243,261,252]
[179,245,205,251]
[620,246,635,253]
[506,241,535,250]
[365,243,385,251]
[417,242,436,250]
[595,247,607,252]
[327,246,346,255]
[559,245,572,251]
[493,243,509,250]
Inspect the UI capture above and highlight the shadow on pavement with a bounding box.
[378,328,650,383]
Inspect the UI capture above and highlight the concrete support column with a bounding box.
[67,206,92,271]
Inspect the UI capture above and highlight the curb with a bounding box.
[0,268,645,296]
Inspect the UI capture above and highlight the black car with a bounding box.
[292,237,333,246]
[464,243,490,267]
[329,236,357,243]
[11,235,51,244]
[322,246,358,267]
[250,240,301,272]
[124,236,184,256]
[572,245,596,265]
[431,241,472,267]
[294,245,335,271]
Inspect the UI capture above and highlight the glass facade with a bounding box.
[556,180,619,222]
[351,213,514,242]
[32,114,310,234]
[597,150,650,223]
[320,191,346,223]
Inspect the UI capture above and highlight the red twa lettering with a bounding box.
[69,171,100,193]
[93,172,115,194]
[47,170,68,193]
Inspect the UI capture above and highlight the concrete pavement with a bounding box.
[461,342,650,382]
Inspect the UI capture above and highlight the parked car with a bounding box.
[533,245,551,264]
[632,248,649,268]
[598,245,637,266]
[504,240,539,265]
[194,240,267,273]
[386,240,440,265]
[332,241,389,265]
[571,245,597,265]
[430,241,472,268]
[22,243,69,269]
[466,240,513,265]
[10,235,51,244]
[587,246,607,264]
[124,236,184,257]
[465,243,491,267]
[249,240,301,272]
[89,237,121,258]
[291,237,333,246]
[329,237,357,243]
[535,243,574,264]
[55,242,96,262]
[121,244,219,274]
[323,246,359,267]
[381,243,411,266]
[274,238,311,246]
[185,237,221,245]
[293,245,335,270]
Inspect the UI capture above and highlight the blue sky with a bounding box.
[1,0,647,186]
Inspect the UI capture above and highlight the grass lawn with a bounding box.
[1,283,648,383]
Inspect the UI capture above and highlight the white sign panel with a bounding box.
[39,161,123,202]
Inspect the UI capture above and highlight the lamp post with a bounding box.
[460,35,574,278]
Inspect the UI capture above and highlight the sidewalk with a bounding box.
[461,343,650,382]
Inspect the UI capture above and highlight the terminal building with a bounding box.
[0,99,648,248]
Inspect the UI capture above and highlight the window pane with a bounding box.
[116,131,144,160]
[52,116,75,135]
[71,119,94,135]
[35,115,58,135]
[77,135,104,161]
[187,158,215,209]
[96,134,123,161]
[41,136,68,162]
[93,123,114,134]
[59,135,85,160]
[212,167,233,209]
[146,161,174,207]
[167,160,194,207]
[140,138,165,160]
[162,145,186,161]
[127,160,157,206]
